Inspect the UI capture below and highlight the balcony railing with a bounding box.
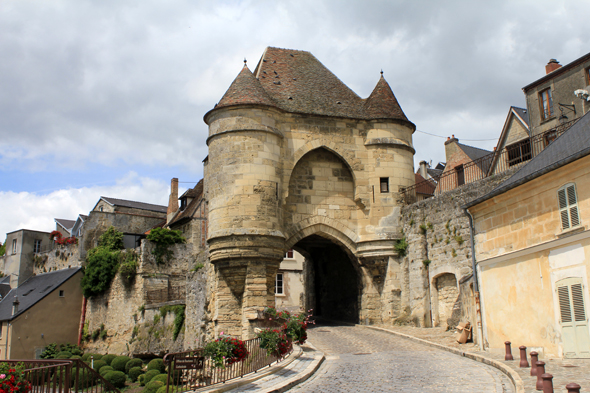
[400,119,579,205]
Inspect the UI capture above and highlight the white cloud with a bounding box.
[0,172,174,240]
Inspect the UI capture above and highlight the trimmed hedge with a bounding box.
[102,354,117,366]
[138,374,146,386]
[143,370,160,385]
[144,380,164,393]
[147,359,165,374]
[56,351,72,358]
[99,366,113,377]
[104,371,126,389]
[70,367,95,387]
[150,374,168,384]
[125,358,143,374]
[111,356,131,372]
[129,367,143,383]
[92,360,107,373]
[91,354,103,361]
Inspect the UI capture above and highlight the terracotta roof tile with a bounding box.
[216,65,278,109]
[208,47,413,125]
[415,173,436,195]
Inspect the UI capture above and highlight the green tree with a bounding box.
[81,227,124,298]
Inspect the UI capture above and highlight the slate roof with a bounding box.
[427,167,444,178]
[0,268,81,321]
[465,110,590,208]
[55,219,76,231]
[169,180,204,227]
[0,276,11,300]
[207,47,413,125]
[99,197,167,213]
[512,106,529,127]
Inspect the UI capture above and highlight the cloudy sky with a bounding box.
[1,0,590,239]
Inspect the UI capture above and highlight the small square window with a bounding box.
[380,178,389,193]
[285,249,294,259]
[59,290,64,297]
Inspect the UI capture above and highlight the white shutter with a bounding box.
[558,184,581,230]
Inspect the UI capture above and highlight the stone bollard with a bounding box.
[566,383,581,393]
[519,346,529,368]
[541,373,553,393]
[530,352,539,376]
[535,361,546,391]
[505,341,514,360]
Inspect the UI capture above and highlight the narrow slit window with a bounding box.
[275,273,284,295]
[59,290,65,297]
[380,178,389,193]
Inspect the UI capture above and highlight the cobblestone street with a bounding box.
[288,323,515,393]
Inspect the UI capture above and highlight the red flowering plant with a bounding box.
[0,363,32,393]
[203,334,249,368]
[257,328,291,357]
[264,307,313,345]
[49,231,78,246]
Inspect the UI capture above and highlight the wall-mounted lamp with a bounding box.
[558,103,576,123]
[41,334,44,338]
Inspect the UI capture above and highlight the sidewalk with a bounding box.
[372,325,589,392]
[195,343,324,393]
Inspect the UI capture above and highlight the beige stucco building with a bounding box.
[466,112,590,358]
[0,268,83,359]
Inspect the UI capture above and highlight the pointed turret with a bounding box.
[216,64,277,109]
[364,73,409,121]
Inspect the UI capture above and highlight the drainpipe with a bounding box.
[464,208,484,351]
[78,297,87,346]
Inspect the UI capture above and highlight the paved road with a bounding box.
[288,323,515,393]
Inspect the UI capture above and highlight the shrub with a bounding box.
[81,353,91,361]
[144,380,164,393]
[102,354,117,366]
[146,227,186,265]
[204,336,249,368]
[119,251,138,285]
[125,358,143,374]
[71,355,82,360]
[138,374,146,386]
[56,354,71,359]
[147,359,165,374]
[92,360,107,373]
[129,366,143,382]
[150,374,168,384]
[91,354,103,361]
[395,237,409,257]
[40,343,58,359]
[156,386,167,393]
[104,371,127,389]
[111,355,131,372]
[143,369,160,384]
[99,366,113,377]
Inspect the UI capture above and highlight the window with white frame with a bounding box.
[558,183,580,230]
[275,273,284,295]
[33,239,42,254]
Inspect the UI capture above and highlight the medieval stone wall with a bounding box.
[82,242,208,356]
[397,168,519,330]
[33,244,81,274]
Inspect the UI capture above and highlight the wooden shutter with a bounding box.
[558,184,580,230]
[556,278,590,358]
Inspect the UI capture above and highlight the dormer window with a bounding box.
[180,198,187,210]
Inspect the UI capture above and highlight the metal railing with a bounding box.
[163,336,293,392]
[146,285,186,304]
[401,119,579,204]
[1,359,119,393]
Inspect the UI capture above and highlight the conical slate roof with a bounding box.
[364,75,408,121]
[216,64,278,109]
[207,47,413,126]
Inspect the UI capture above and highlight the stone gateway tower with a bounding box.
[204,47,416,338]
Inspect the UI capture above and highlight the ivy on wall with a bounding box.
[81,227,124,297]
[146,227,186,265]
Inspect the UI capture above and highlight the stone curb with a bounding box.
[194,344,324,393]
[363,325,525,393]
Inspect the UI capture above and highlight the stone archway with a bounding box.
[294,234,361,323]
[431,273,461,329]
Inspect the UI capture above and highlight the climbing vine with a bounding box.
[146,227,186,265]
[80,227,124,297]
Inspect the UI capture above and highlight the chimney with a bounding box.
[444,134,459,163]
[167,178,179,224]
[418,160,429,178]
[545,59,561,74]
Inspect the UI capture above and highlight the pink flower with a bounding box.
[0,375,5,379]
